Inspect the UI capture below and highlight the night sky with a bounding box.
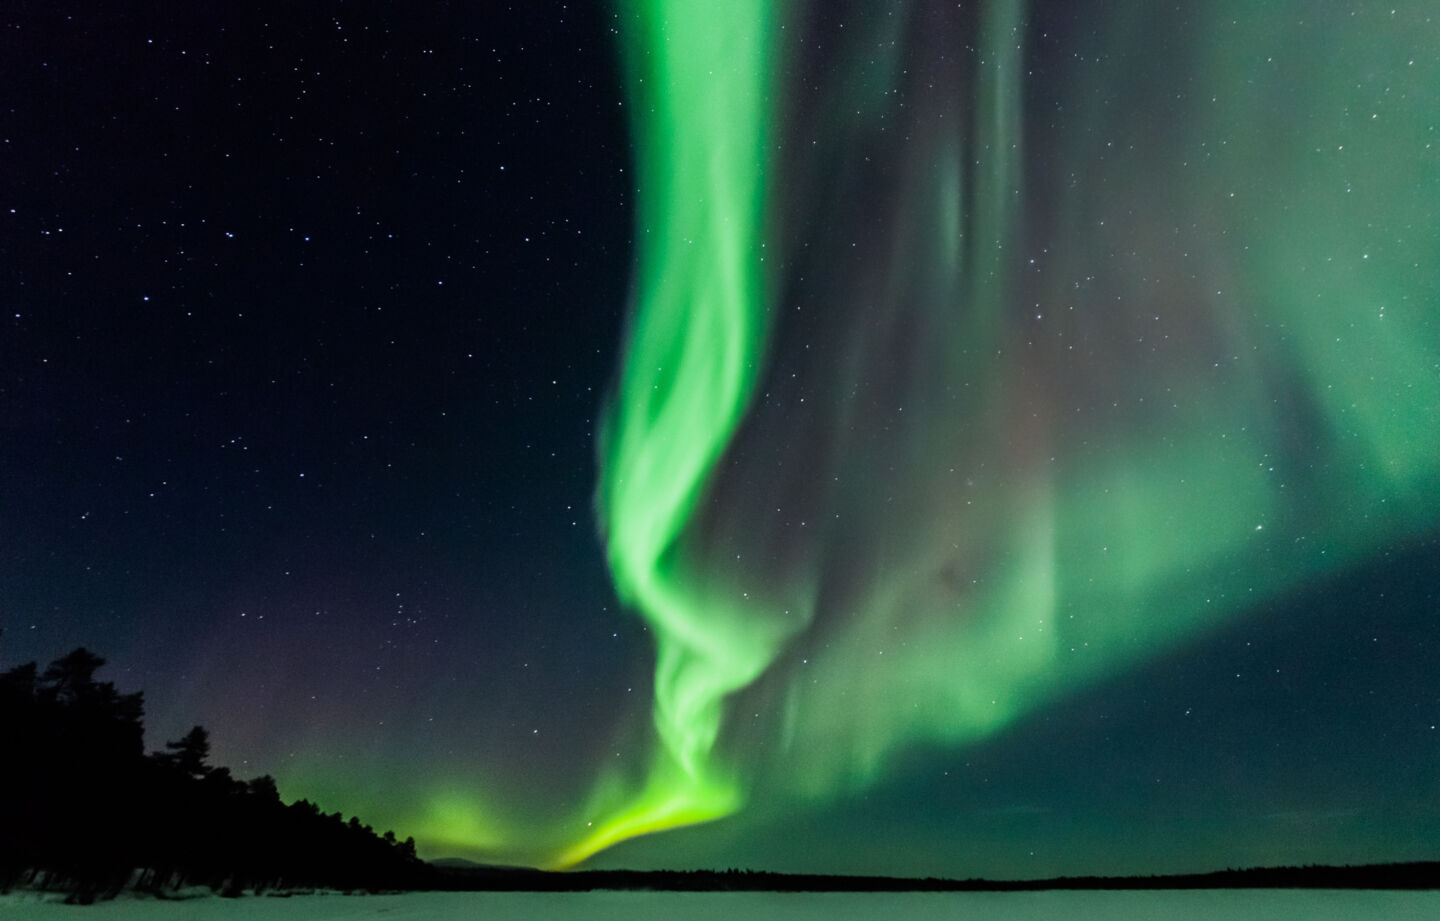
[4,0,1439,880]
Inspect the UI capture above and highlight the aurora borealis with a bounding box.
[4,0,1438,879]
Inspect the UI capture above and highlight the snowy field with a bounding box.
[3,890,1439,920]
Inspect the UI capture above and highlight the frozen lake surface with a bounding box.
[3,889,1439,920]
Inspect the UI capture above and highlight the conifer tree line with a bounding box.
[0,646,432,902]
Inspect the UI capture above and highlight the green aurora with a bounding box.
[570,0,1440,865]
[290,0,1439,868]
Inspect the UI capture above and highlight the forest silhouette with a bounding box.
[0,646,429,903]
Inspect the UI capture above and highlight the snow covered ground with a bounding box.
[3,889,1439,920]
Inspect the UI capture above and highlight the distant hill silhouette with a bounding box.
[425,861,1440,892]
[429,857,487,869]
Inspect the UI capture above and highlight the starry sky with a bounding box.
[4,0,1439,880]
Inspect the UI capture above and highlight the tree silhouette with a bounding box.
[158,726,212,779]
[0,648,430,901]
[40,648,106,702]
